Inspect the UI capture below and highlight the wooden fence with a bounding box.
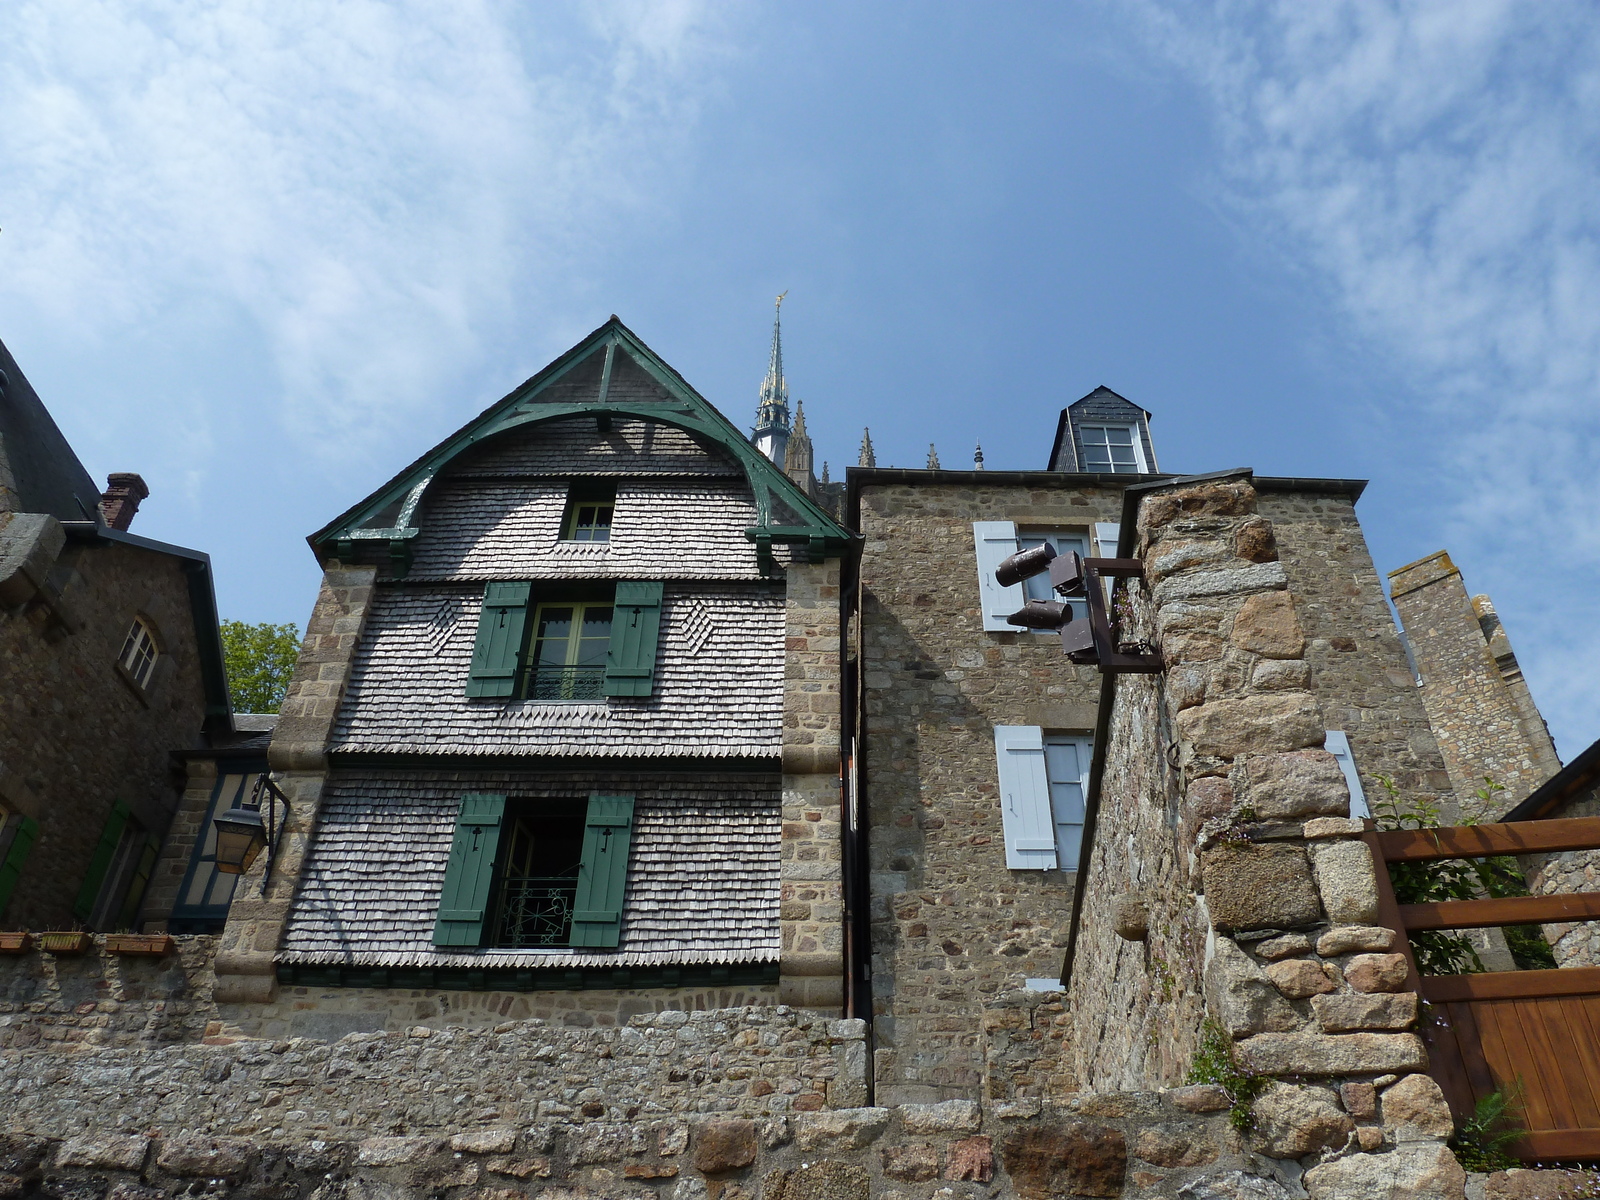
[1365,816,1600,1161]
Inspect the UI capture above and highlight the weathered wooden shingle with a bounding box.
[451,416,739,478]
[329,584,782,757]
[405,481,772,581]
[277,769,780,968]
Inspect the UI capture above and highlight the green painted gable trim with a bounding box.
[310,318,852,574]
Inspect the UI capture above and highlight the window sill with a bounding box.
[551,541,609,553]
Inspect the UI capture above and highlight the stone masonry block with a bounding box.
[1236,1032,1428,1076]
[1201,843,1323,932]
[55,1135,150,1172]
[1309,839,1380,925]
[1178,693,1324,759]
[1153,559,1289,606]
[1232,750,1349,820]
[1311,991,1418,1032]
[1204,936,1301,1036]
[1231,590,1306,659]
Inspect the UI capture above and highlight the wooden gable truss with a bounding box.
[310,317,853,575]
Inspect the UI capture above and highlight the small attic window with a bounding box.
[561,483,615,542]
[1079,425,1147,474]
[118,618,160,688]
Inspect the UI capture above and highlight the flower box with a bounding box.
[105,934,174,957]
[0,932,32,954]
[38,931,92,955]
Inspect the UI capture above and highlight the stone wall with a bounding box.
[853,479,1116,1106]
[1520,773,1600,969]
[1261,494,1457,816]
[0,526,209,930]
[1071,473,1465,1198]
[780,559,846,1012]
[0,932,784,1046]
[1389,551,1560,818]
[215,564,378,1005]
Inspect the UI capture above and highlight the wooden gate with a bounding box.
[1365,817,1600,1161]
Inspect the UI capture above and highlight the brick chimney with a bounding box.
[99,473,149,531]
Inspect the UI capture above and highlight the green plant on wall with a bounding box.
[1450,1086,1525,1172]
[1185,1019,1268,1133]
[1373,776,1557,975]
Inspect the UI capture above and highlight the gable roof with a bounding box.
[0,337,103,522]
[312,317,852,573]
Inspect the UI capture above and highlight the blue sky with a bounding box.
[3,2,1597,756]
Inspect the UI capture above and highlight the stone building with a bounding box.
[844,400,1459,1108]
[1389,550,1561,819]
[0,336,234,932]
[205,317,854,1036]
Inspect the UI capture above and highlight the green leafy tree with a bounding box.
[220,620,301,714]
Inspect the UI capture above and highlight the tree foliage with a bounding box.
[220,620,301,714]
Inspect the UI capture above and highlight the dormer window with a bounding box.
[118,618,160,688]
[1078,425,1147,474]
[561,483,615,542]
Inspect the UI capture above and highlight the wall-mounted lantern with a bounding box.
[993,545,1163,674]
[213,774,291,893]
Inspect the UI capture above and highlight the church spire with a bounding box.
[784,397,814,488]
[858,427,876,468]
[752,292,791,464]
[926,444,940,470]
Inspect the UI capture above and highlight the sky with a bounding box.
[2,1,1596,757]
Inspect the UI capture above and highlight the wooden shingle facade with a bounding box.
[214,319,852,1021]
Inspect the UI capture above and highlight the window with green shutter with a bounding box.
[73,800,131,921]
[569,794,635,948]
[604,582,663,698]
[0,814,40,919]
[433,793,507,946]
[467,582,533,698]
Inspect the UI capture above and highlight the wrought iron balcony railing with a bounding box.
[497,876,580,947]
[528,665,605,701]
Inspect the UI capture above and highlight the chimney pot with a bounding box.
[99,473,149,531]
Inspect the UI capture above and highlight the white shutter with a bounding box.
[973,521,1024,633]
[1093,522,1122,560]
[994,725,1057,870]
[1324,730,1370,819]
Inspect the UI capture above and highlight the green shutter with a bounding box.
[114,834,163,932]
[0,815,40,918]
[604,581,663,698]
[73,800,130,921]
[569,794,634,948]
[433,793,507,946]
[467,582,533,698]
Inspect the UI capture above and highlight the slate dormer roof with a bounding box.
[1047,385,1158,474]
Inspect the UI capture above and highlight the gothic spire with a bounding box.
[858,427,876,468]
[783,397,814,485]
[751,292,791,465]
[926,444,940,470]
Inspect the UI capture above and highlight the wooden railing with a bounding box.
[1366,815,1600,1161]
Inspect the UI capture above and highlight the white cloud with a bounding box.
[1137,0,1600,755]
[0,0,731,463]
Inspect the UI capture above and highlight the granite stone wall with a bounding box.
[853,480,1117,1106]
[780,559,846,1012]
[0,525,208,931]
[1071,473,1465,1199]
[214,564,378,1005]
[1389,551,1559,818]
[1260,493,1457,817]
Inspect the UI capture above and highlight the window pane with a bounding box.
[1106,427,1133,446]
[1044,737,1091,869]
